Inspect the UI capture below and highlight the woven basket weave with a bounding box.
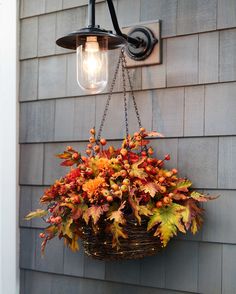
[81,215,162,260]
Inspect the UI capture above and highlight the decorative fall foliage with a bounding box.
[26,128,216,256]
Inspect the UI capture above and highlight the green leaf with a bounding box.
[175,179,192,192]
[147,203,187,247]
[190,191,219,202]
[25,209,48,220]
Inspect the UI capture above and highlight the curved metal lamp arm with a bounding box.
[86,0,158,61]
[106,0,142,47]
[88,0,141,47]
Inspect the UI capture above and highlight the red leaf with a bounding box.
[182,199,204,231]
[60,160,75,166]
[83,204,109,225]
[72,207,83,220]
[140,140,150,146]
[127,152,140,163]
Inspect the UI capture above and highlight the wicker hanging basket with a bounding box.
[81,215,162,260]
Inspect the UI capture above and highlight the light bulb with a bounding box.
[76,36,108,94]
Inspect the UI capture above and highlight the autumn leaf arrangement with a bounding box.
[26,127,215,259]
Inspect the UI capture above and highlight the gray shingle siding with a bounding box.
[19,0,236,293]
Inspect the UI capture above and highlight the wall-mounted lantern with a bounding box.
[56,0,161,94]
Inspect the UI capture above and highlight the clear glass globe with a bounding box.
[76,36,108,94]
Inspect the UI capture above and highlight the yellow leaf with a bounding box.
[130,159,148,179]
[147,203,187,247]
[191,218,198,234]
[60,203,75,210]
[45,225,58,237]
[175,180,192,192]
[25,209,47,220]
[107,202,126,225]
[191,215,203,234]
[139,205,153,218]
[56,151,71,159]
[69,235,79,252]
[180,205,190,226]
[108,222,128,249]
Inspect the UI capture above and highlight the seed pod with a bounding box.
[94,145,100,153]
[156,201,163,208]
[100,138,107,146]
[90,128,96,135]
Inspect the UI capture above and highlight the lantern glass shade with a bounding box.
[76,36,108,94]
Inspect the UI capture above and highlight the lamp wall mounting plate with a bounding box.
[123,20,162,68]
[125,26,157,61]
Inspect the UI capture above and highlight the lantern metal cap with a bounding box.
[56,26,127,50]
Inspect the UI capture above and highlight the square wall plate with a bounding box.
[122,20,162,68]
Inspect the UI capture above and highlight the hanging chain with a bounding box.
[121,50,129,139]
[96,50,123,141]
[97,49,145,142]
[121,51,148,153]
[121,50,143,129]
